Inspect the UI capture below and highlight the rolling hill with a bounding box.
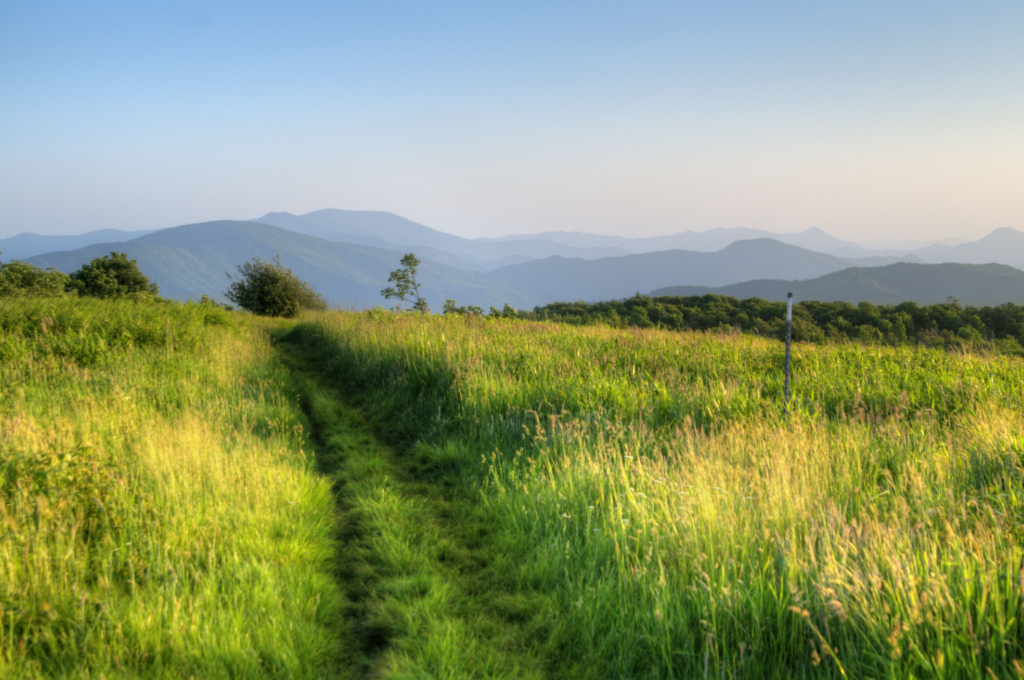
[650,262,1024,306]
[24,221,929,311]
[251,209,630,270]
[0,229,158,261]
[484,226,899,258]
[913,227,1024,269]
[20,210,1024,311]
[482,239,868,305]
[26,221,535,310]
[483,225,1021,261]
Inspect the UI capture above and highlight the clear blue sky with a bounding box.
[2,1,1022,241]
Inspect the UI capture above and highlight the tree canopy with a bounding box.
[0,259,70,297]
[69,251,159,298]
[225,254,327,317]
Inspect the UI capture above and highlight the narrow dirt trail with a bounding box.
[273,335,551,679]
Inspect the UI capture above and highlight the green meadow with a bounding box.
[286,312,1024,679]
[4,298,1024,678]
[0,298,343,678]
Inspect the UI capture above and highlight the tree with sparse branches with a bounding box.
[382,253,429,313]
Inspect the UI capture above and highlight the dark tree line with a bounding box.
[524,293,1024,355]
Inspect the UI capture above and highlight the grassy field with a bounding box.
[5,298,1023,678]
[286,311,1024,679]
[0,297,343,678]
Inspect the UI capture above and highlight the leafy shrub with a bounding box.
[0,259,70,297]
[225,253,327,317]
[994,336,1024,356]
[68,251,160,298]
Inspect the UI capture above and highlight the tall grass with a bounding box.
[289,311,1024,679]
[0,298,343,678]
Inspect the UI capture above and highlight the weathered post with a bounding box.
[783,292,793,416]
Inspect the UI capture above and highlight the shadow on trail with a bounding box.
[270,329,550,680]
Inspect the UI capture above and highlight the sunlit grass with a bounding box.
[290,311,1024,679]
[0,298,344,678]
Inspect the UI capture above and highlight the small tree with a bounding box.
[382,253,428,313]
[0,258,71,297]
[225,253,326,317]
[69,252,159,298]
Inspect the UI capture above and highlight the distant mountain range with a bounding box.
[908,228,1024,270]
[484,226,968,259]
[23,222,935,309]
[0,229,157,261]
[26,221,534,310]
[11,209,1024,310]
[650,262,1024,306]
[485,226,882,258]
[251,210,630,271]
[484,239,911,304]
[250,211,1024,269]
[6,209,1022,270]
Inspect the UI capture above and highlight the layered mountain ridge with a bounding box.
[651,262,1024,307]
[12,209,1024,308]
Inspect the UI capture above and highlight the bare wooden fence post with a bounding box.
[783,292,793,416]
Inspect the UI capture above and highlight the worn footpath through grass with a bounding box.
[281,310,1024,679]
[274,332,553,679]
[2,296,557,679]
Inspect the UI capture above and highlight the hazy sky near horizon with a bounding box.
[2,2,1023,241]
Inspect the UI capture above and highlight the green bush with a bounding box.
[69,251,160,298]
[225,254,327,317]
[0,260,70,297]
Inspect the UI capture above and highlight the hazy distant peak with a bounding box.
[303,208,403,218]
[978,226,1024,241]
[650,262,1024,306]
[722,237,791,247]
[719,237,837,255]
[795,226,853,243]
[0,227,160,261]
